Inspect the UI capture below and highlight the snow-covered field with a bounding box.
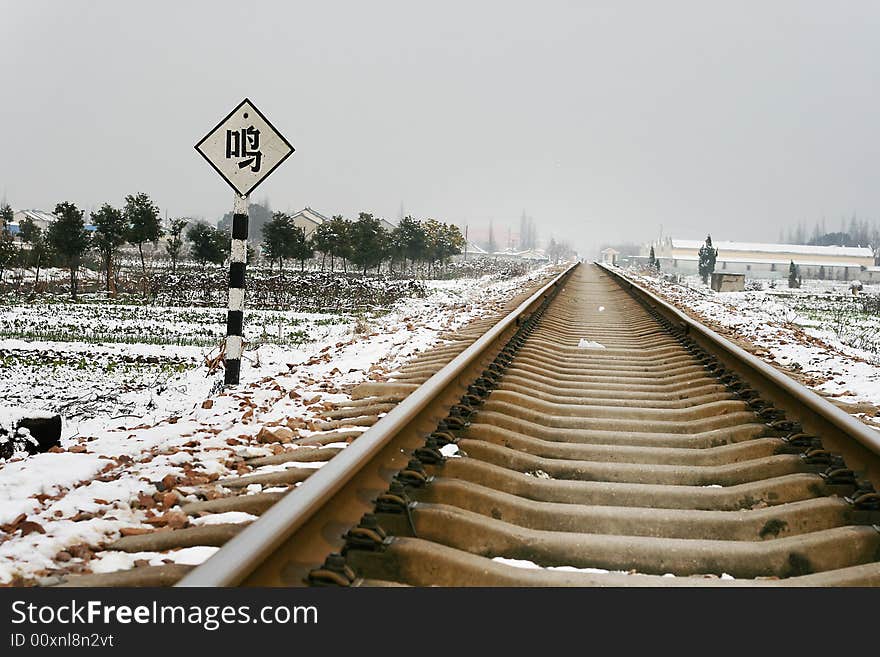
[0,304,351,434]
[0,267,555,584]
[616,267,880,426]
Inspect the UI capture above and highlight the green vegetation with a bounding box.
[0,302,354,348]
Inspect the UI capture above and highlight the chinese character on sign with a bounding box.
[225,126,263,172]
[196,98,294,197]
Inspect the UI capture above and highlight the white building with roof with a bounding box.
[516,248,550,262]
[290,207,329,237]
[600,247,620,265]
[643,238,875,281]
[8,210,58,241]
[377,217,397,233]
[290,208,398,237]
[485,248,550,262]
[11,209,57,230]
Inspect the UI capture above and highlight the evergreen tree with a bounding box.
[697,235,718,284]
[788,261,801,289]
[547,237,559,264]
[291,225,313,271]
[165,218,188,274]
[186,222,229,268]
[347,213,387,275]
[47,202,90,299]
[486,220,497,254]
[0,204,15,287]
[261,212,298,271]
[327,216,353,272]
[18,217,49,291]
[648,245,657,269]
[516,213,537,250]
[422,219,443,273]
[91,203,127,294]
[261,212,314,271]
[390,216,427,270]
[519,211,528,249]
[124,192,162,276]
[311,220,338,271]
[421,220,465,273]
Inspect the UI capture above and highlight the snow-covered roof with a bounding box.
[675,255,868,268]
[489,248,549,260]
[670,239,873,258]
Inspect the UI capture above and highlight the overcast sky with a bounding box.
[3,1,880,254]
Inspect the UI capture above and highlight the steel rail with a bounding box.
[597,263,880,474]
[177,262,579,586]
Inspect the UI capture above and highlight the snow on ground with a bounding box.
[0,304,353,432]
[0,266,555,584]
[615,267,880,427]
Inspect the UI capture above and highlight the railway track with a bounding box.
[62,262,880,586]
[50,269,562,587]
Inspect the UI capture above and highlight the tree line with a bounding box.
[0,194,163,299]
[781,215,880,258]
[0,196,470,298]
[260,212,466,275]
[545,238,577,264]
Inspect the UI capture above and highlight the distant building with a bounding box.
[288,208,398,238]
[377,217,397,233]
[516,248,550,262]
[12,209,57,231]
[290,207,329,237]
[484,248,549,262]
[600,248,620,265]
[642,238,875,281]
[6,210,58,242]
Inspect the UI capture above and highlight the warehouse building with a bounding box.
[641,238,877,281]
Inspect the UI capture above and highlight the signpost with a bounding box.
[195,98,294,385]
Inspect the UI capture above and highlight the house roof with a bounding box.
[13,209,57,224]
[670,239,873,259]
[289,209,399,233]
[676,255,868,268]
[291,207,329,226]
[488,248,549,260]
[377,218,397,232]
[517,248,549,260]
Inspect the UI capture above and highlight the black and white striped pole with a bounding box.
[225,193,249,385]
[194,98,295,386]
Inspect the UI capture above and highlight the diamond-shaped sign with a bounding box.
[195,98,294,197]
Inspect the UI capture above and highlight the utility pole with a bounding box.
[224,192,249,385]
